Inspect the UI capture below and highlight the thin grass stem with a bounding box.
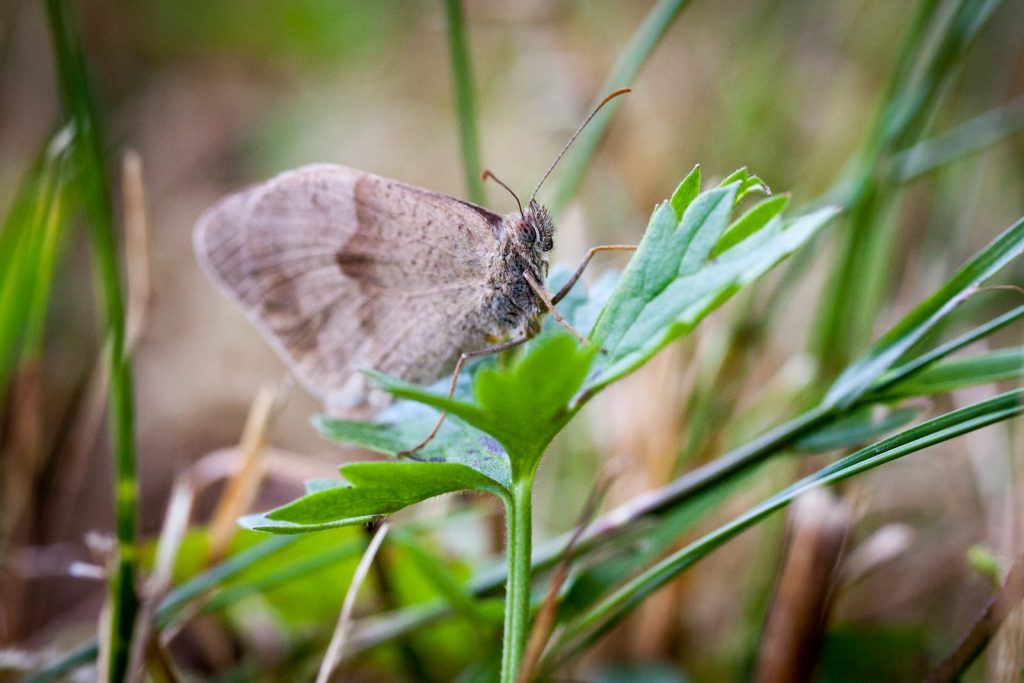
[42,1,139,679]
[549,0,692,215]
[443,0,486,205]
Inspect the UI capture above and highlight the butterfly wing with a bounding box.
[194,163,504,411]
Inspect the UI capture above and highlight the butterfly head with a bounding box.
[514,200,554,252]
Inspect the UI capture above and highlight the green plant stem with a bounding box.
[549,0,692,215]
[501,477,534,682]
[43,2,138,677]
[442,0,486,205]
[814,0,1003,375]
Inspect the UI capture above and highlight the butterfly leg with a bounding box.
[524,271,588,344]
[398,335,529,457]
[550,244,638,305]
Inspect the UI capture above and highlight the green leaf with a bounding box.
[315,401,512,489]
[824,215,1024,409]
[544,268,620,337]
[711,194,790,257]
[0,129,74,396]
[718,166,769,203]
[669,164,701,219]
[368,334,596,476]
[872,347,1024,398]
[585,187,837,398]
[243,461,503,534]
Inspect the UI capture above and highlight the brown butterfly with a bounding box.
[194,89,634,453]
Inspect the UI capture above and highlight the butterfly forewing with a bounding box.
[194,164,503,411]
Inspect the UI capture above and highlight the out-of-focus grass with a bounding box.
[443,0,486,205]
[8,0,1024,681]
[0,130,72,400]
[42,0,140,678]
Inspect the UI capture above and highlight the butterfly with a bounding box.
[193,89,633,453]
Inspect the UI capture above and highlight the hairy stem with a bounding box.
[501,477,534,682]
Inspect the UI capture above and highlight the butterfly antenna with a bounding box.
[529,87,631,204]
[481,169,525,219]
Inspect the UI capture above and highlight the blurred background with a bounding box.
[2,0,1024,681]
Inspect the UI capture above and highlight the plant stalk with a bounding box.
[442,0,486,206]
[42,1,139,679]
[501,477,534,682]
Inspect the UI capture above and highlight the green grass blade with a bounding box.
[42,0,139,679]
[550,389,1024,665]
[892,95,1024,182]
[0,128,74,401]
[443,0,486,205]
[549,0,693,214]
[871,347,1024,398]
[814,0,1004,373]
[824,214,1024,408]
[867,304,1024,396]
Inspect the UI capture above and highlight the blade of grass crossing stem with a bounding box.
[25,537,302,683]
[865,304,1024,397]
[443,0,485,205]
[824,214,1024,408]
[42,1,139,680]
[549,0,692,215]
[548,390,1024,667]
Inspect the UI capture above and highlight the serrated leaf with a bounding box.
[371,334,595,475]
[718,166,770,203]
[315,402,512,488]
[712,194,790,257]
[243,461,503,534]
[669,164,701,219]
[544,266,620,337]
[585,202,838,398]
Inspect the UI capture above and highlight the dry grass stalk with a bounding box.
[48,150,153,538]
[518,471,614,683]
[316,522,390,683]
[754,488,851,683]
[126,474,193,682]
[121,150,151,349]
[206,382,286,561]
[926,551,1024,682]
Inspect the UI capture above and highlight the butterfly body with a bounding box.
[194,163,554,412]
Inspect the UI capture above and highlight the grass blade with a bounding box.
[867,304,1024,396]
[443,0,486,205]
[42,0,139,678]
[549,0,693,214]
[893,95,1024,181]
[872,347,1024,398]
[550,389,1024,665]
[824,214,1024,408]
[814,0,1004,372]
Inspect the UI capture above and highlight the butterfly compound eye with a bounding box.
[514,219,536,246]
